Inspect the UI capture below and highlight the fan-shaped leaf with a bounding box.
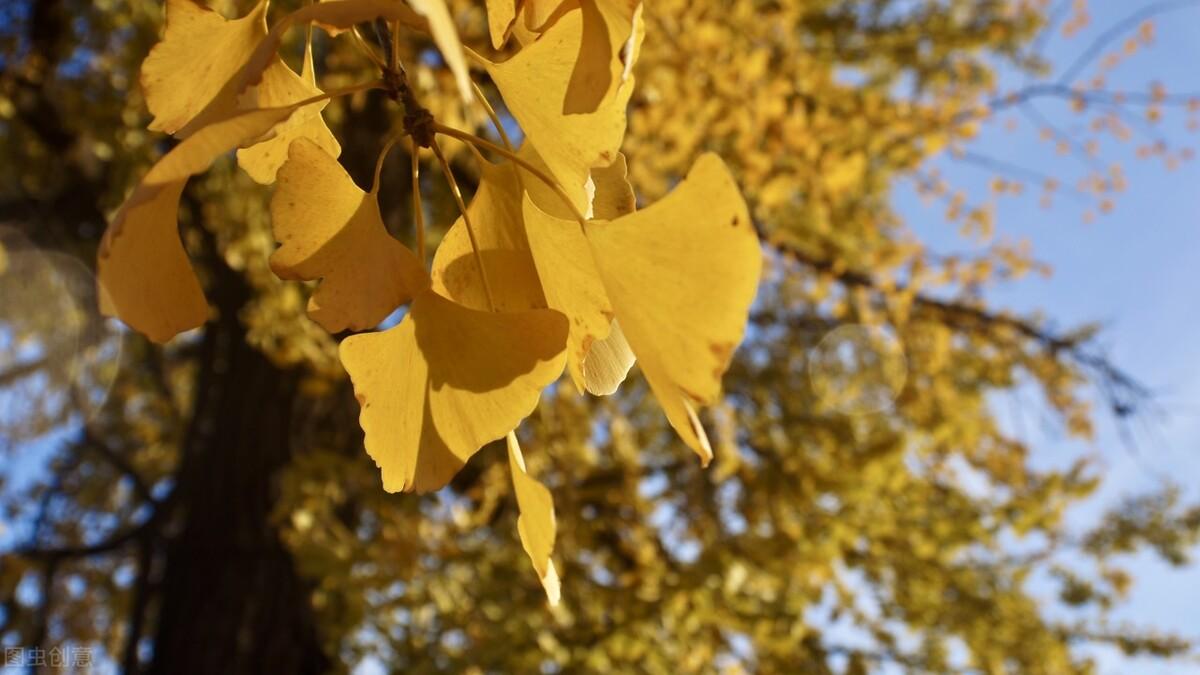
[340,290,568,493]
[486,8,642,209]
[430,152,546,312]
[99,106,303,342]
[584,154,761,462]
[270,138,428,333]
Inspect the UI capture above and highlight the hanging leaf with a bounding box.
[237,30,341,184]
[484,0,519,48]
[486,8,643,209]
[578,154,637,395]
[430,152,546,313]
[141,0,270,135]
[563,0,641,114]
[98,105,305,343]
[507,432,561,606]
[584,154,761,462]
[270,138,429,333]
[407,0,474,104]
[521,194,613,393]
[340,290,568,493]
[143,0,332,141]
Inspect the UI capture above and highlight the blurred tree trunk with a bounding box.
[146,234,328,675]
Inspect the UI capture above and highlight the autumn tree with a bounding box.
[1,1,1198,673]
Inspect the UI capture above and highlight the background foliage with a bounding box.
[1,0,1199,673]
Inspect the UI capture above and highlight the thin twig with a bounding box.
[1057,0,1200,86]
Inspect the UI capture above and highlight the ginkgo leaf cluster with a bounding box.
[97,0,762,603]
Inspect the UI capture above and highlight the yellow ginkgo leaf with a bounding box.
[237,30,341,184]
[522,0,569,31]
[312,0,421,35]
[484,0,518,48]
[141,0,265,135]
[270,138,428,333]
[581,320,634,396]
[340,290,568,493]
[433,148,635,395]
[587,152,636,219]
[579,153,637,395]
[97,182,201,345]
[430,144,635,314]
[430,152,546,312]
[507,432,560,606]
[564,0,641,114]
[486,8,642,209]
[142,0,322,139]
[407,0,473,104]
[518,141,589,219]
[505,0,641,113]
[522,194,613,393]
[583,153,761,463]
[99,106,303,343]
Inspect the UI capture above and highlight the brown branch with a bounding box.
[756,229,1152,419]
[122,537,154,673]
[78,429,156,505]
[11,514,156,562]
[0,356,51,389]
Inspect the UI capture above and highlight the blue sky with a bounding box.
[895,2,1200,672]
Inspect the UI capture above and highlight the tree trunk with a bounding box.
[146,256,329,675]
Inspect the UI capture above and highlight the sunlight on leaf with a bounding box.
[584,154,761,463]
[430,152,546,312]
[564,0,641,114]
[486,8,643,210]
[340,290,568,493]
[237,31,341,184]
[484,0,518,48]
[521,194,613,393]
[507,432,561,606]
[98,105,303,343]
[270,138,428,333]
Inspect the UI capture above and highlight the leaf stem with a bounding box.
[470,81,516,153]
[371,130,409,194]
[469,81,527,193]
[293,79,385,109]
[411,143,426,263]
[462,45,489,69]
[433,123,590,229]
[350,25,388,69]
[390,20,402,72]
[430,137,497,311]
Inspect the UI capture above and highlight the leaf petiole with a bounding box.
[411,146,426,264]
[292,79,386,109]
[370,129,411,195]
[433,123,591,230]
[350,25,388,69]
[431,137,498,311]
